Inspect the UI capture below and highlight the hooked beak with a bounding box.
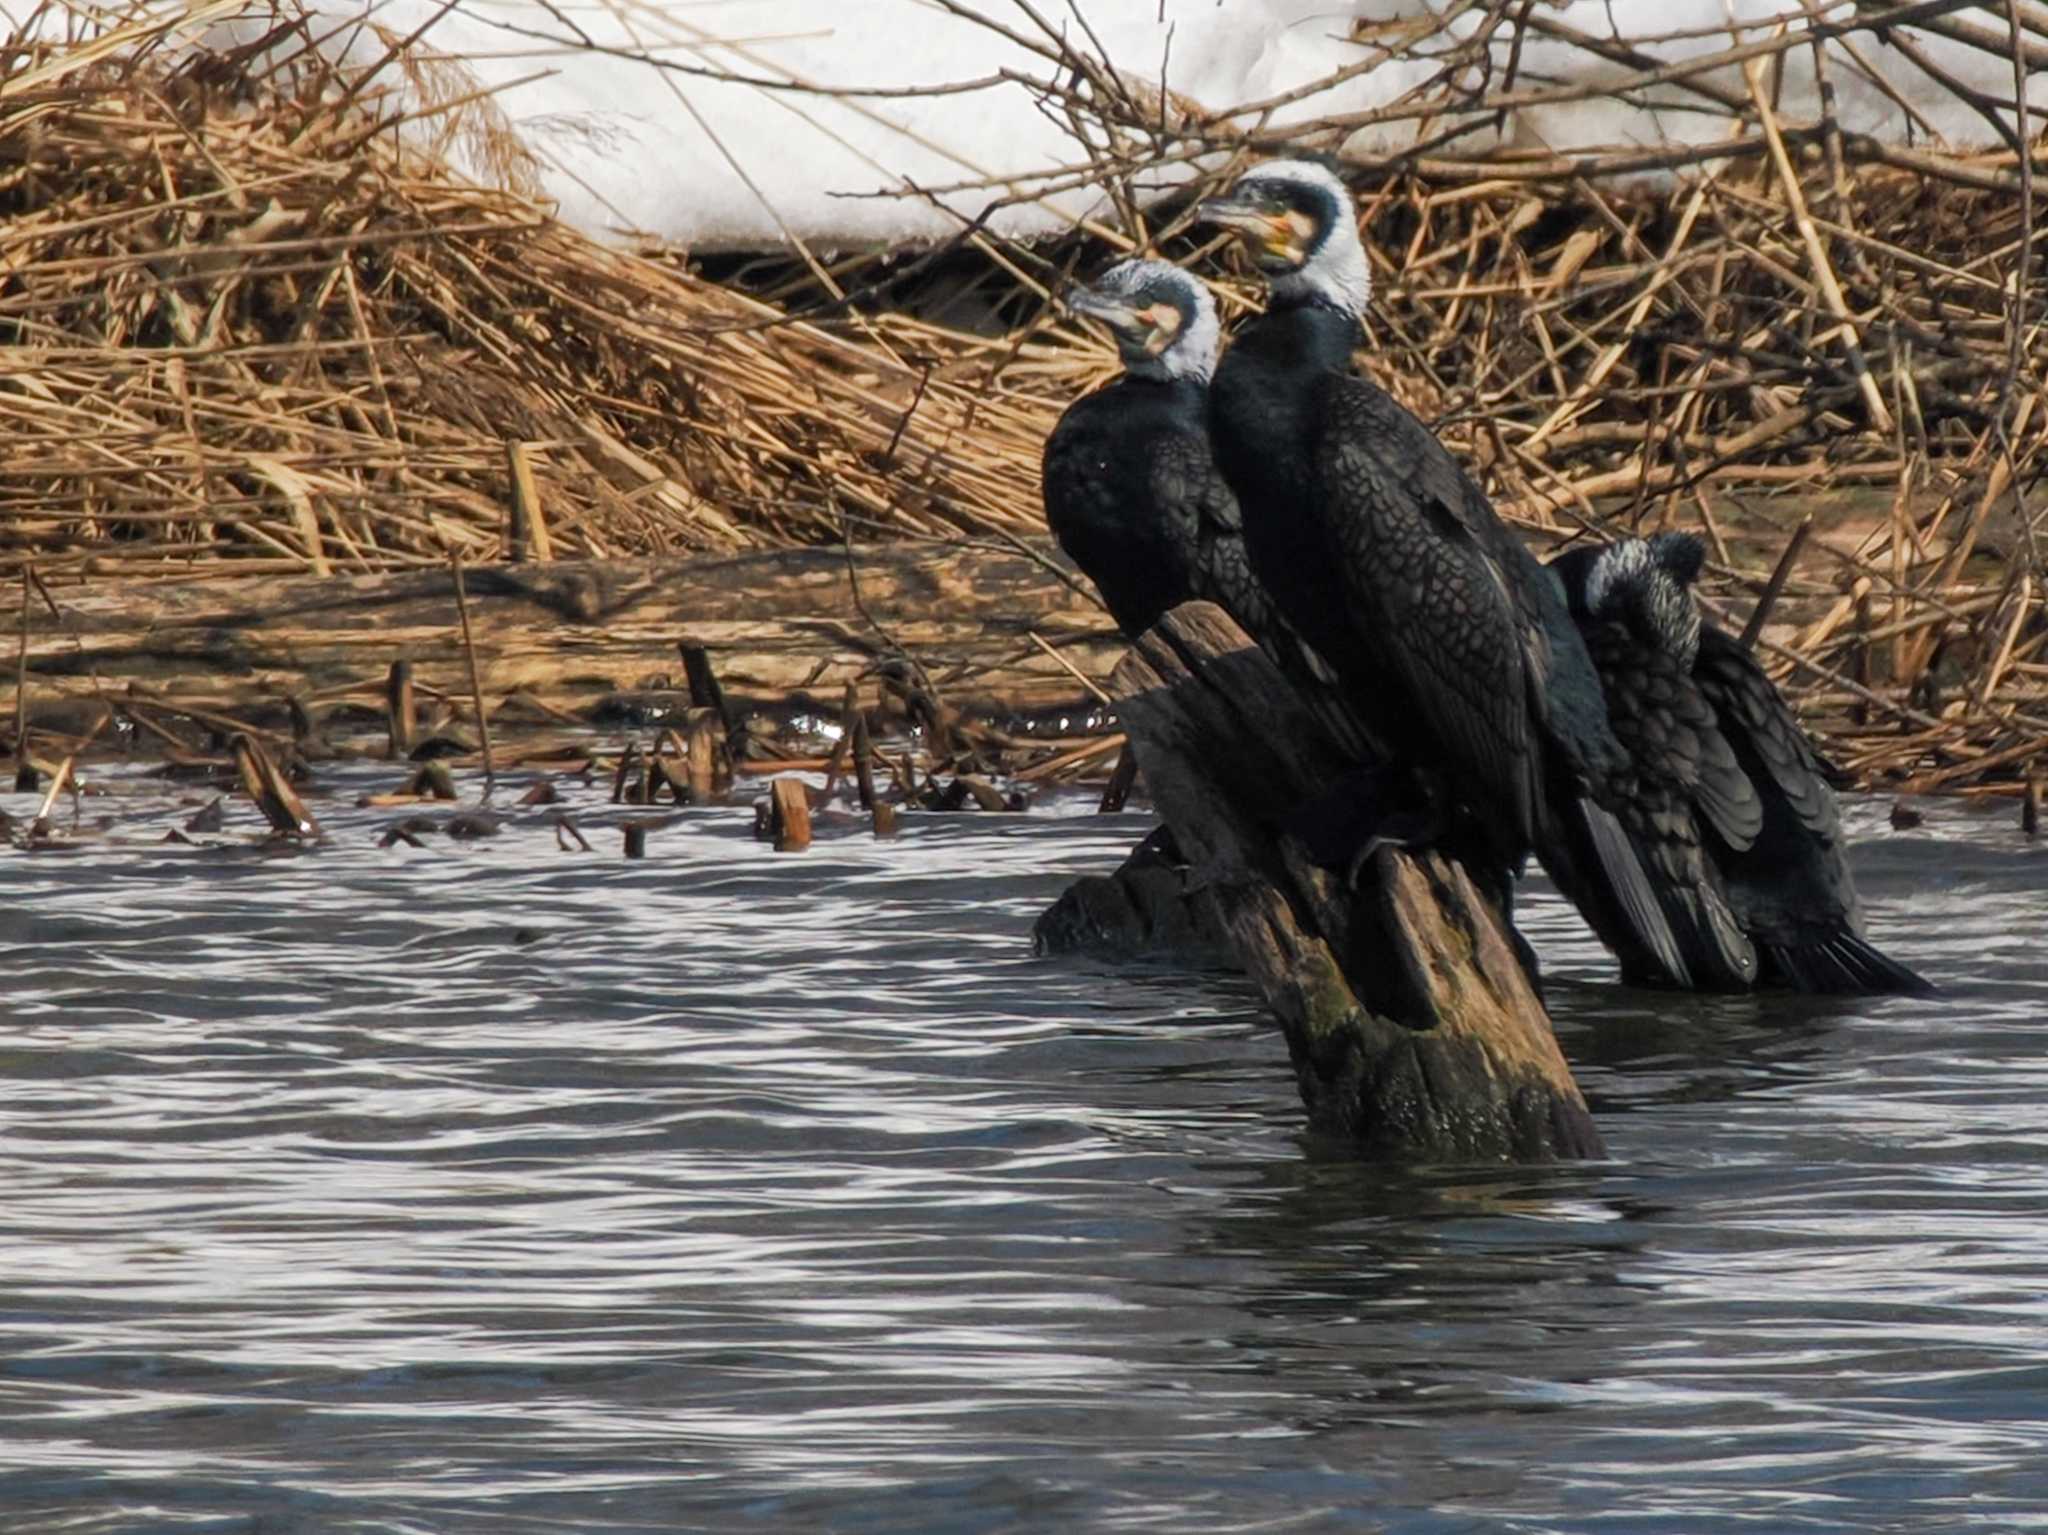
[1194,195,1279,237]
[1062,285,1145,331]
[1196,194,1301,266]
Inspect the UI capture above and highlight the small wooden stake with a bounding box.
[1741,514,1814,652]
[504,440,553,563]
[851,709,877,812]
[449,552,495,800]
[13,565,34,794]
[611,741,643,804]
[30,752,76,833]
[2024,776,2041,837]
[1850,576,1875,725]
[871,802,900,839]
[386,660,417,760]
[680,643,733,740]
[685,715,718,804]
[769,777,811,852]
[1098,741,1138,813]
[403,761,459,800]
[622,822,648,859]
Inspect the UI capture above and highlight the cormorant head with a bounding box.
[1647,530,1707,588]
[1576,537,1702,667]
[1062,259,1221,384]
[1195,158,1370,318]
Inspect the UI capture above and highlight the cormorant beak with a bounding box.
[1061,286,1146,333]
[1195,194,1307,266]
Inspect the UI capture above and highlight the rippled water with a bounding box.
[3,765,2046,1532]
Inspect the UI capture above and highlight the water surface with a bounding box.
[2,769,2044,1531]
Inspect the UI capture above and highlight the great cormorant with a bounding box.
[1043,259,1257,640]
[1554,534,1932,995]
[1548,537,1761,989]
[1196,159,1686,980]
[1043,257,1375,762]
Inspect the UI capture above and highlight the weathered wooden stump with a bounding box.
[1032,826,1234,962]
[1105,602,1603,1163]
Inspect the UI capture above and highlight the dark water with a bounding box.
[2,766,2045,1533]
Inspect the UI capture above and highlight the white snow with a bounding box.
[9,0,2043,248]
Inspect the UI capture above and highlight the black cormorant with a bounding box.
[1553,533,1932,995]
[1043,257,1375,762]
[1196,160,1685,979]
[1042,259,1256,640]
[1548,537,1761,989]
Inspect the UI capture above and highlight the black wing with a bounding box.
[1314,377,1538,850]
[1693,627,1837,844]
[1042,384,1206,639]
[1691,625,1931,995]
[1579,620,1758,988]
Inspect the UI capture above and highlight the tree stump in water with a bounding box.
[1110,602,1604,1163]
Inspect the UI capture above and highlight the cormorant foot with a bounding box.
[1339,810,1442,891]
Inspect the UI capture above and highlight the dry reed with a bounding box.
[3,0,2044,788]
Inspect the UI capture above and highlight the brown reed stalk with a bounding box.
[3,0,2044,788]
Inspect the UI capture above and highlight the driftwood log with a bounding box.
[1109,602,1603,1163]
[4,544,1116,721]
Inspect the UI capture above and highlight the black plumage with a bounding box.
[1549,539,1760,989]
[1043,258,1374,760]
[1554,533,1931,995]
[1042,267,1263,641]
[1197,161,1683,977]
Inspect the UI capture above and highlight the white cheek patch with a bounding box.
[1142,304,1183,356]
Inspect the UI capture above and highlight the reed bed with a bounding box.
[0,5,1076,578]
[2,0,2044,788]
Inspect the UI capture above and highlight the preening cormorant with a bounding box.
[1043,258,1375,761]
[1552,534,1932,995]
[1195,160,1686,978]
[1547,537,1761,989]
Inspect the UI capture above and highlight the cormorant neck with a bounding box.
[1270,244,1370,323]
[1256,293,1360,373]
[1122,351,1213,386]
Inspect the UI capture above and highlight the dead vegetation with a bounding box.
[2,0,2044,791]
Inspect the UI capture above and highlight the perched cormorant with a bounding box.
[1042,259,1254,640]
[1043,257,1376,762]
[1553,534,1932,995]
[1547,537,1761,989]
[1195,160,1686,979]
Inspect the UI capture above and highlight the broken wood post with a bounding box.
[684,713,719,803]
[1034,826,1230,960]
[26,711,106,836]
[851,708,878,811]
[232,732,321,839]
[403,761,459,801]
[872,802,899,838]
[768,777,812,852]
[1098,740,1138,813]
[2024,775,2041,837]
[623,822,648,858]
[504,441,553,563]
[12,565,31,793]
[1102,601,1603,1162]
[386,660,417,760]
[449,552,496,801]
[680,643,735,744]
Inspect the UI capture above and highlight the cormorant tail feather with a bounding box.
[1577,799,1693,989]
[1762,932,1935,997]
